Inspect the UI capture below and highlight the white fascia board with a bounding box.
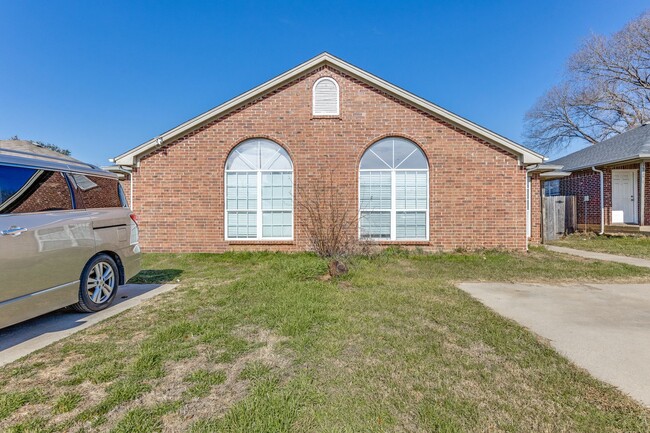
[540,171,572,179]
[114,53,544,166]
[527,164,564,173]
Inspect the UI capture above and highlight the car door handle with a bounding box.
[1,226,27,236]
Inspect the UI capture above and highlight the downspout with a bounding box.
[520,160,543,251]
[640,162,646,226]
[525,170,531,251]
[592,167,604,235]
[130,158,137,210]
[116,164,134,209]
[130,168,134,210]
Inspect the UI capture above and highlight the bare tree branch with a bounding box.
[295,170,374,257]
[525,11,650,153]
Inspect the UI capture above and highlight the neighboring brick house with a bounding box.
[545,124,650,233]
[111,53,545,253]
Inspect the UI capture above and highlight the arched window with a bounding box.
[359,137,429,240]
[225,138,293,239]
[313,77,339,116]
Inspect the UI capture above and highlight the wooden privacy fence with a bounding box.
[542,196,577,241]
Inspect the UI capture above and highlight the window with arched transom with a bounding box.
[359,137,429,240]
[225,138,293,239]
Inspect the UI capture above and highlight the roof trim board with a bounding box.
[113,53,543,166]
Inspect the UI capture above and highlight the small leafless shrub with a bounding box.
[296,171,375,258]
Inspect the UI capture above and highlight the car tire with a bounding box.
[73,254,119,313]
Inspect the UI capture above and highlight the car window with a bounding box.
[0,164,74,214]
[117,183,128,208]
[71,174,122,209]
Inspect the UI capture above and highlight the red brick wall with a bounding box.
[11,171,73,214]
[131,66,530,252]
[559,169,605,226]
[75,176,122,209]
[559,163,646,226]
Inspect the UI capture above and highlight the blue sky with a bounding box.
[1,1,648,165]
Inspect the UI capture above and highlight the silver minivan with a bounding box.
[0,143,141,329]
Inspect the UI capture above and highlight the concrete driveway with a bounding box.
[0,283,178,367]
[458,282,650,407]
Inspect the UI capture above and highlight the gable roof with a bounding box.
[113,52,543,166]
[548,124,650,171]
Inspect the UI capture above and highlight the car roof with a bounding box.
[0,141,117,178]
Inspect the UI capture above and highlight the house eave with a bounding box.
[113,53,544,166]
[562,155,648,172]
[527,164,564,173]
[540,171,572,179]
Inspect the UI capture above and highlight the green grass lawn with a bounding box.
[1,248,650,432]
[550,233,650,260]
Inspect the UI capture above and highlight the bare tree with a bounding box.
[525,11,650,154]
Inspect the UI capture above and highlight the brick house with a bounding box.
[544,124,650,233]
[111,53,545,253]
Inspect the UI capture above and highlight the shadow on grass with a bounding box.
[128,269,183,284]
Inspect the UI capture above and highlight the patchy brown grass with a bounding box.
[1,250,649,432]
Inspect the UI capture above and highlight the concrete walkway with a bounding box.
[546,245,650,268]
[458,282,650,407]
[0,283,178,367]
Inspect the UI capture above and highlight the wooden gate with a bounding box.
[543,196,577,241]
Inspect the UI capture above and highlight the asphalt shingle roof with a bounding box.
[548,124,650,171]
[0,140,80,163]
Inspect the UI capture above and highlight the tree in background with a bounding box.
[8,135,71,156]
[524,11,650,154]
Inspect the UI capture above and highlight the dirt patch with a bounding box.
[162,326,291,432]
[338,280,354,290]
[0,353,106,431]
[0,325,292,433]
[86,326,292,433]
[51,381,108,427]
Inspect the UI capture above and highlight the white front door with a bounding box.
[611,170,638,224]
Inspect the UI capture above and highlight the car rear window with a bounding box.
[117,183,128,208]
[0,164,74,214]
[71,174,122,209]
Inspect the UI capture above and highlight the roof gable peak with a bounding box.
[113,53,542,166]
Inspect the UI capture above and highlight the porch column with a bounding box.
[641,161,646,225]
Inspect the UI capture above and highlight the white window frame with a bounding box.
[224,141,294,241]
[312,77,340,116]
[543,179,560,197]
[358,140,429,241]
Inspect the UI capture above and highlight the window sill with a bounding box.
[372,240,430,246]
[226,240,295,245]
[311,115,342,120]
